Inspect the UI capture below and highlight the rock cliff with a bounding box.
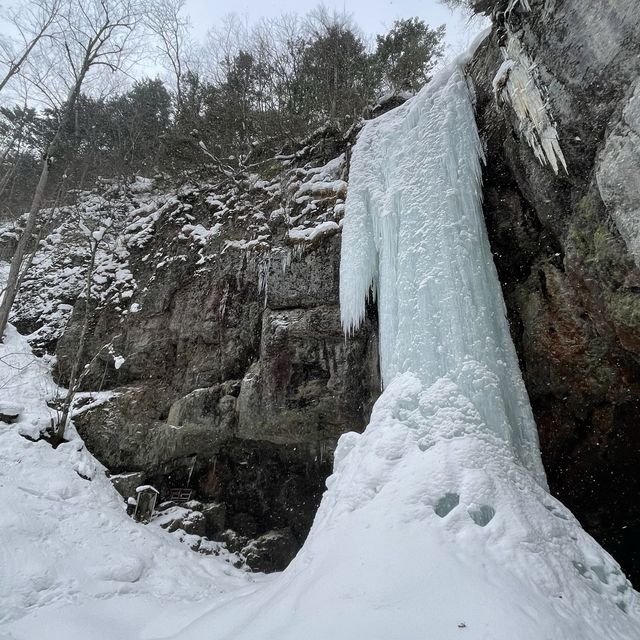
[469,0,640,583]
[6,131,380,570]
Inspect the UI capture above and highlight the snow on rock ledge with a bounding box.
[287,221,340,243]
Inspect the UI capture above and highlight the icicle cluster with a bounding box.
[506,0,531,16]
[493,33,567,173]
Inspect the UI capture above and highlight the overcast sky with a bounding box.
[184,0,486,57]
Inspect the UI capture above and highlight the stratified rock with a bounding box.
[74,385,232,472]
[156,506,206,537]
[53,145,379,572]
[167,382,239,436]
[200,502,226,536]
[110,471,145,499]
[237,304,378,445]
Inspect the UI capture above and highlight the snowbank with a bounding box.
[0,325,255,639]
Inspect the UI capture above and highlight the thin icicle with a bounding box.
[506,0,531,16]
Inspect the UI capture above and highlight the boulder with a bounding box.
[241,528,299,573]
[156,506,206,537]
[217,529,249,554]
[200,502,226,536]
[110,471,145,499]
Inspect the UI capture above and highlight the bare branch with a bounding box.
[0,0,62,96]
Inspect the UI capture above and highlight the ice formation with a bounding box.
[340,61,545,485]
[506,0,531,17]
[493,32,567,174]
[156,52,640,640]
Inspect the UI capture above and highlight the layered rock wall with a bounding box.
[23,139,380,569]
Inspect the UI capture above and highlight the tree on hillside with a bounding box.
[0,106,43,200]
[259,14,308,142]
[294,9,374,124]
[110,78,171,169]
[375,18,445,94]
[215,49,262,157]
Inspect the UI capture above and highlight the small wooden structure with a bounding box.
[134,485,159,523]
[169,487,193,503]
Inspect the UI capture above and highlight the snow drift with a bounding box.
[0,322,254,639]
[155,51,640,640]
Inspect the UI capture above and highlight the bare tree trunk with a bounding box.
[0,158,50,336]
[0,160,19,200]
[0,42,101,340]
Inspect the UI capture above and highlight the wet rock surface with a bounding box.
[469,0,640,583]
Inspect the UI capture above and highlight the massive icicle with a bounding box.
[493,33,568,174]
[340,64,546,486]
[161,53,640,640]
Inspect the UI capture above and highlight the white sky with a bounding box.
[185,0,486,57]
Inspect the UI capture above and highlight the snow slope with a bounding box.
[146,49,640,640]
[0,324,258,639]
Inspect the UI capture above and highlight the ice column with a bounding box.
[340,68,546,484]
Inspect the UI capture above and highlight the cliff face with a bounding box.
[469,0,640,583]
[6,131,379,569]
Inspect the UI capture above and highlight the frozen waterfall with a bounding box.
[339,63,546,487]
[165,51,640,640]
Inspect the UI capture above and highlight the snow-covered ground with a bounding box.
[3,34,640,640]
[0,323,262,639]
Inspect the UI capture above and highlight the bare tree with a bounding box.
[56,217,111,440]
[0,0,61,97]
[0,0,142,341]
[205,13,249,86]
[143,0,190,109]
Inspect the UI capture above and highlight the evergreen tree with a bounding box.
[293,15,374,126]
[375,18,445,94]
